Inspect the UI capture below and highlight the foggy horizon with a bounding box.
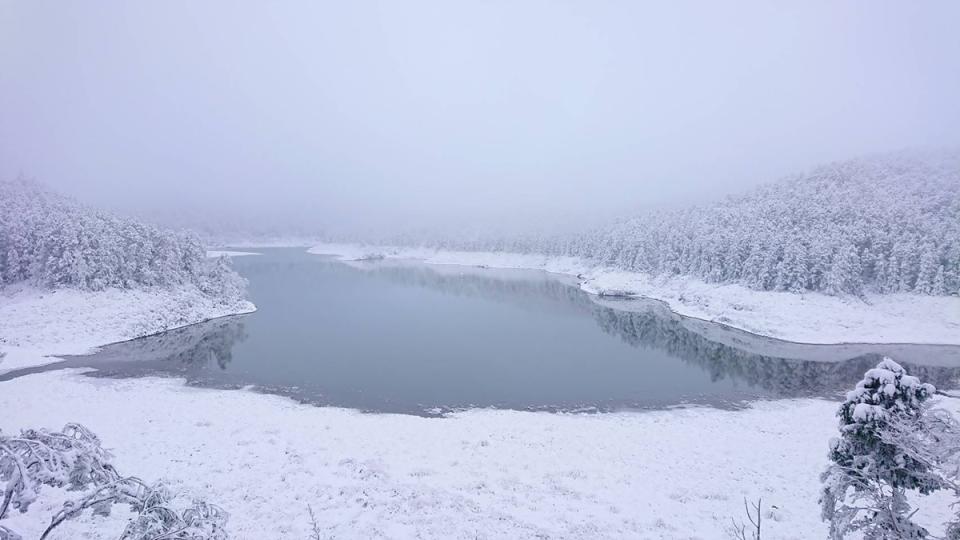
[3,1,960,237]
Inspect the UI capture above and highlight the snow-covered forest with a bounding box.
[399,150,960,296]
[0,179,246,303]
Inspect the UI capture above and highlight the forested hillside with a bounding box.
[409,150,960,296]
[0,179,246,303]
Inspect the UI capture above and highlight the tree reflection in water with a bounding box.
[356,261,960,398]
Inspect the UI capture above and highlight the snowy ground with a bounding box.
[0,283,256,375]
[308,243,960,345]
[0,369,840,539]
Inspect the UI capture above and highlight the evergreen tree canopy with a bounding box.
[0,179,246,304]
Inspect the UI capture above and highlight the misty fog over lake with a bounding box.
[3,2,959,240]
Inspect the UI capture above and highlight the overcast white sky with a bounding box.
[2,1,959,236]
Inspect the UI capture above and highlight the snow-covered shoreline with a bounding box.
[0,284,256,375]
[308,243,960,346]
[206,249,262,258]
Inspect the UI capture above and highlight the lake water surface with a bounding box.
[12,248,960,415]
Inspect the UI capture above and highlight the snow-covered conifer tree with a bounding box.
[820,358,941,539]
[932,266,947,296]
[915,245,939,295]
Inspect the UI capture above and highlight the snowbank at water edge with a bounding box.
[0,284,256,375]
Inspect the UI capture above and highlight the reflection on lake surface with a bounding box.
[11,248,960,416]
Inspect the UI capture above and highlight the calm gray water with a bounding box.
[11,248,960,416]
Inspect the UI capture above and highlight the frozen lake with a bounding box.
[15,248,960,415]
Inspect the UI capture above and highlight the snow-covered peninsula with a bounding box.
[0,180,256,375]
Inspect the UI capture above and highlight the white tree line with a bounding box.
[388,150,960,296]
[0,178,246,304]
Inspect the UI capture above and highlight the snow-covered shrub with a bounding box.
[0,178,247,305]
[0,423,114,519]
[121,497,228,540]
[820,358,942,538]
[0,423,228,540]
[42,477,229,540]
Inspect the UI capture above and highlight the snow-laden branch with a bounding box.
[0,423,228,540]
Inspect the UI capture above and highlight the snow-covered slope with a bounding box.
[579,150,960,296]
[309,243,960,345]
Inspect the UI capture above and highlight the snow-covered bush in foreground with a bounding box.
[0,423,228,540]
[0,178,246,305]
[820,358,960,538]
